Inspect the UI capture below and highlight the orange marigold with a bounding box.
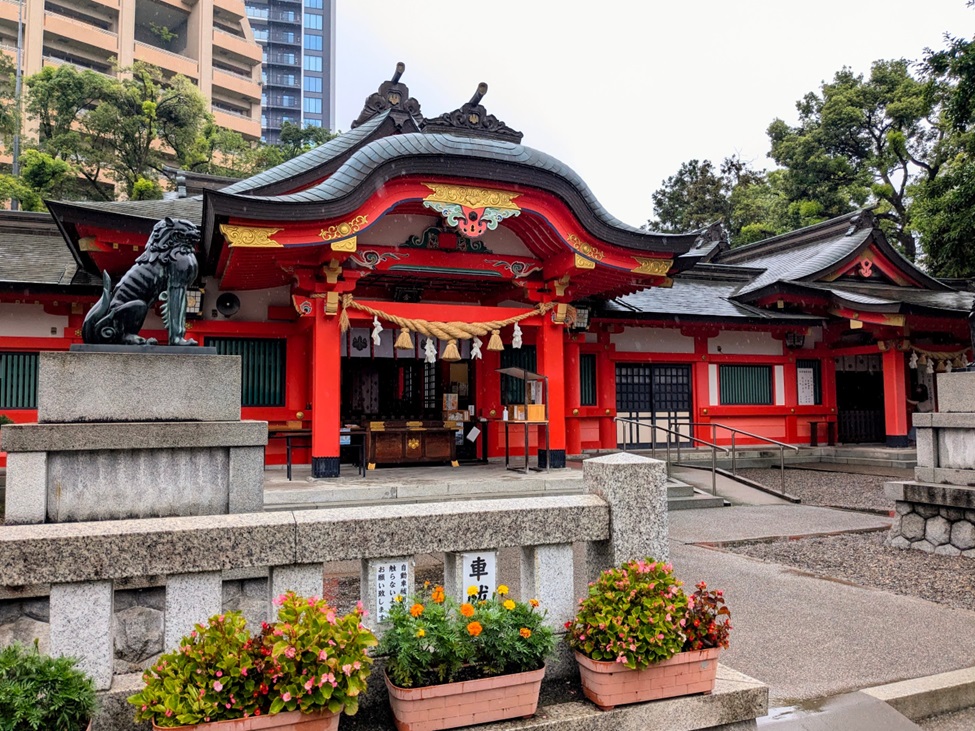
[431,586,445,604]
[503,600,516,611]
[460,603,475,617]
[520,628,532,638]
[529,599,539,608]
[467,621,483,637]
[409,603,424,618]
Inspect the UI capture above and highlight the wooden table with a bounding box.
[267,429,311,481]
[364,421,458,470]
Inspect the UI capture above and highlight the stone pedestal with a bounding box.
[885,372,975,556]
[1,351,266,524]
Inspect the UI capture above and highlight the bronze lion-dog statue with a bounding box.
[82,217,200,346]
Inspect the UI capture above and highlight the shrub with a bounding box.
[683,581,732,651]
[0,641,97,731]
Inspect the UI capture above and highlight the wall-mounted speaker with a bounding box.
[216,293,241,317]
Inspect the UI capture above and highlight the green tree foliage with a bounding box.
[648,159,730,233]
[768,59,946,261]
[0,54,16,143]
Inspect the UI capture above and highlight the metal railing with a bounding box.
[671,419,799,496]
[615,417,729,495]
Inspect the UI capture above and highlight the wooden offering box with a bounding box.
[365,420,458,469]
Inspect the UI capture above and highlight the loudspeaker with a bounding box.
[216,292,240,317]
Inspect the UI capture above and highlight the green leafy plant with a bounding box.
[683,581,732,651]
[565,558,691,670]
[378,583,555,689]
[0,414,14,427]
[0,641,97,731]
[128,593,376,727]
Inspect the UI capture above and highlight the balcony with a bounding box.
[213,27,262,63]
[134,41,197,77]
[213,107,260,139]
[44,11,119,53]
[213,68,260,102]
[214,0,247,19]
[0,0,20,24]
[268,31,298,45]
[42,53,116,76]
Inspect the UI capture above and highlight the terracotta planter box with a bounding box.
[152,709,339,731]
[384,666,545,731]
[576,648,720,711]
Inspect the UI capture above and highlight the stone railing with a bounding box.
[1,452,672,693]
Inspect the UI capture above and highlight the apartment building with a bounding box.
[0,0,263,140]
[245,0,334,142]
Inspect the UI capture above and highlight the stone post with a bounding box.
[444,550,497,603]
[584,452,668,582]
[50,581,114,691]
[270,564,325,614]
[165,572,224,651]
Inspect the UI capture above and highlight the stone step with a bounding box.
[669,494,728,510]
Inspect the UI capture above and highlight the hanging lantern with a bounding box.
[371,315,384,346]
[424,338,437,364]
[471,335,483,360]
[394,328,414,350]
[512,322,523,349]
[487,330,504,351]
[442,338,461,361]
[908,351,918,369]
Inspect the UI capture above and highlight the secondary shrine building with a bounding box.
[1,67,973,476]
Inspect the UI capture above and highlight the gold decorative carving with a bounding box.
[369,421,386,431]
[407,438,421,451]
[553,303,568,324]
[323,259,342,284]
[567,234,605,261]
[422,183,521,210]
[320,216,368,241]
[330,236,357,253]
[574,253,595,270]
[632,257,673,276]
[406,421,423,428]
[325,291,339,315]
[220,224,283,248]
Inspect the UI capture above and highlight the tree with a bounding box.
[768,60,947,261]
[0,54,16,143]
[648,159,729,234]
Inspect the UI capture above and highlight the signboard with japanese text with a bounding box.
[375,560,410,622]
[460,551,496,602]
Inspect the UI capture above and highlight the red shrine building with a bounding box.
[1,67,973,476]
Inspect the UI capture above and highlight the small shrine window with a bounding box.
[500,346,537,405]
[0,352,38,409]
[580,354,597,406]
[719,365,772,406]
[207,337,286,407]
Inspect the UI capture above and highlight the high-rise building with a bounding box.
[0,0,264,140]
[245,0,334,142]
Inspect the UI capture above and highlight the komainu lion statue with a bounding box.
[82,217,201,346]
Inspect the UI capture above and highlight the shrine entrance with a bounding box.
[835,355,885,443]
[615,363,692,448]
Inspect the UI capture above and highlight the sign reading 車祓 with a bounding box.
[375,560,410,622]
[462,551,496,602]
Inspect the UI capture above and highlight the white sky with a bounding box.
[334,1,973,229]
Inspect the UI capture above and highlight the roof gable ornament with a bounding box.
[845,210,876,235]
[422,83,523,142]
[351,62,422,130]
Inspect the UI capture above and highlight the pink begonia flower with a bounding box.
[342,664,353,676]
[241,667,248,676]
[213,681,223,692]
[216,671,223,677]
[305,679,314,691]
[285,646,296,658]
[273,628,284,637]
[326,610,336,624]
[282,692,292,702]
[353,661,361,670]
[226,703,232,709]
[273,594,287,607]
[657,633,664,640]
[318,649,328,661]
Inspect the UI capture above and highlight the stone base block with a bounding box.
[937,372,975,413]
[38,351,241,423]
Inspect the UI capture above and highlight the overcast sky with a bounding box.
[334,1,973,229]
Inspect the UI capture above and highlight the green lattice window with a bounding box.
[207,338,286,407]
[580,354,597,406]
[0,352,39,409]
[719,365,772,406]
[500,346,537,405]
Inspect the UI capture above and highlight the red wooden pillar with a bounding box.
[564,336,582,457]
[597,336,617,449]
[692,335,711,444]
[480,348,503,457]
[784,357,799,442]
[310,300,342,477]
[882,348,909,448]
[537,318,566,468]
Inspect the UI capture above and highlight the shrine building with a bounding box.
[1,66,972,477]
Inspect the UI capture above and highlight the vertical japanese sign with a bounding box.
[461,551,496,602]
[375,560,410,622]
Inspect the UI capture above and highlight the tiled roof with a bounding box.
[803,283,974,313]
[220,112,391,195]
[0,216,95,285]
[233,131,647,235]
[55,197,204,225]
[603,277,820,320]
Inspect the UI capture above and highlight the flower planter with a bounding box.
[384,666,546,731]
[151,709,339,731]
[575,648,720,711]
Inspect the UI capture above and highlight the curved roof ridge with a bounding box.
[223,131,650,236]
[220,111,392,196]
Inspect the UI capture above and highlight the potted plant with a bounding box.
[566,559,732,711]
[0,640,97,731]
[378,583,556,731]
[128,592,377,729]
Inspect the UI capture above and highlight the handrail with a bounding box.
[614,417,728,495]
[672,419,799,496]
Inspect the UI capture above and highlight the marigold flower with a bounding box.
[415,629,425,638]
[503,600,516,610]
[497,584,509,596]
[520,628,532,638]
[460,603,475,617]
[529,598,539,608]
[431,586,445,604]
[467,585,479,597]
[467,621,483,637]
[394,594,403,603]
[409,603,424,618]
